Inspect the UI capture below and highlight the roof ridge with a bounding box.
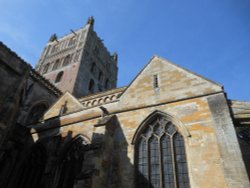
[0,41,62,97]
[0,41,31,67]
[30,69,63,96]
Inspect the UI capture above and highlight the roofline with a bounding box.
[0,41,29,66]
[30,69,62,96]
[118,56,156,97]
[43,91,84,120]
[0,41,62,97]
[119,55,223,97]
[228,99,250,103]
[155,55,223,87]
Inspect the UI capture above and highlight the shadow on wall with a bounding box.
[0,114,153,188]
[236,126,250,179]
[91,115,153,188]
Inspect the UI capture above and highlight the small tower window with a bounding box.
[88,79,95,93]
[74,50,81,62]
[105,79,109,89]
[98,84,103,92]
[42,64,49,74]
[91,63,96,73]
[52,59,60,70]
[63,55,71,66]
[55,71,64,83]
[153,74,159,89]
[98,71,103,81]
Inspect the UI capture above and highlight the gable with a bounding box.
[44,91,85,120]
[119,56,222,107]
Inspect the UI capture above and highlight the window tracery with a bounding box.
[135,114,190,188]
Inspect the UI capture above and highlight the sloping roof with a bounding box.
[0,41,62,96]
[43,91,84,120]
[120,55,222,97]
[117,56,223,109]
[30,69,62,96]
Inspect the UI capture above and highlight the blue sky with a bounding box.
[1,0,250,100]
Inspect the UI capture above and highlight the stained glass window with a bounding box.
[135,115,190,188]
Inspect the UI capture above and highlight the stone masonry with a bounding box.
[0,18,249,188]
[36,17,118,98]
[27,56,250,188]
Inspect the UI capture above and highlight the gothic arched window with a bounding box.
[98,71,103,82]
[90,63,96,74]
[135,113,190,188]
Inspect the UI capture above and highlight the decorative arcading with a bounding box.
[79,87,126,108]
[82,92,121,108]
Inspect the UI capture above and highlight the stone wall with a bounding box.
[31,93,249,187]
[0,42,30,146]
[36,18,118,98]
[0,42,61,188]
[28,56,249,187]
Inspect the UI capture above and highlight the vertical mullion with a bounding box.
[159,136,163,188]
[171,134,177,188]
[147,138,150,188]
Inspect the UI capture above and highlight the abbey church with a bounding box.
[0,17,249,188]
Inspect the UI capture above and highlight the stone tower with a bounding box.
[36,17,118,98]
